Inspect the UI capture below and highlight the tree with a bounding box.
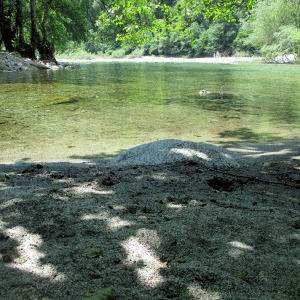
[95,0,256,45]
[29,0,90,63]
[1,0,257,60]
[0,0,16,52]
[0,0,91,62]
[0,0,36,58]
[241,0,300,59]
[15,0,36,59]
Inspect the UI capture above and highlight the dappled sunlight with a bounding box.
[71,185,115,195]
[167,203,185,210]
[0,198,24,209]
[188,283,223,300]
[0,137,299,299]
[82,212,165,287]
[151,173,181,181]
[121,232,165,288]
[277,233,300,244]
[226,141,300,161]
[228,241,254,250]
[222,153,233,160]
[171,148,212,161]
[4,226,64,280]
[227,241,254,258]
[151,173,168,181]
[81,212,135,231]
[226,146,265,154]
[244,149,294,158]
[0,217,9,229]
[107,216,135,231]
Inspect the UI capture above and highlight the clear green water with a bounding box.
[0,62,300,162]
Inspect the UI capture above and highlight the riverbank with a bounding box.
[55,53,297,64]
[56,56,263,64]
[1,141,300,300]
[1,51,298,72]
[0,51,79,72]
[0,51,264,73]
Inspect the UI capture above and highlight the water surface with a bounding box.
[0,62,299,162]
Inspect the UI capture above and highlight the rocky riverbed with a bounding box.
[0,51,79,72]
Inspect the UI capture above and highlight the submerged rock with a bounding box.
[199,90,211,96]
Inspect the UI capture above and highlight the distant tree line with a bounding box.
[1,0,299,61]
[0,0,256,61]
[87,0,299,60]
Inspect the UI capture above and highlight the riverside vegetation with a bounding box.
[0,0,299,63]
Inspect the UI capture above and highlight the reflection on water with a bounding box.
[0,62,299,162]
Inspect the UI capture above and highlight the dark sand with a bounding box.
[0,141,300,300]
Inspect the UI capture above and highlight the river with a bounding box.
[0,61,299,162]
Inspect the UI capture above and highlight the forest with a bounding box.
[0,0,299,62]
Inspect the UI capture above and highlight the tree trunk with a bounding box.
[39,41,57,64]
[15,0,36,59]
[0,0,16,52]
[30,0,41,51]
[40,0,57,64]
[30,0,57,64]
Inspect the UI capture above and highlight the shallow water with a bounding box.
[0,62,300,162]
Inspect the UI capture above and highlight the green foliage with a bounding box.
[232,27,257,56]
[1,0,91,57]
[95,0,256,46]
[111,48,126,58]
[192,30,209,56]
[54,0,299,62]
[47,0,90,50]
[261,26,300,58]
[128,47,146,58]
[242,0,300,58]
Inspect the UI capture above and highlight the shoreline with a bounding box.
[1,138,300,300]
[1,140,299,167]
[56,56,263,64]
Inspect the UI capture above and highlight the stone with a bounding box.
[0,50,81,72]
[199,90,210,96]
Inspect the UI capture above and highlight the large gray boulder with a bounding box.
[109,139,240,168]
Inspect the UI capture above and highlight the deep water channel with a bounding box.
[0,62,300,162]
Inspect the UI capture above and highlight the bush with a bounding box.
[110,48,126,58]
[128,47,145,58]
[232,51,252,57]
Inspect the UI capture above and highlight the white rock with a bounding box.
[199,90,210,96]
[274,54,297,63]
